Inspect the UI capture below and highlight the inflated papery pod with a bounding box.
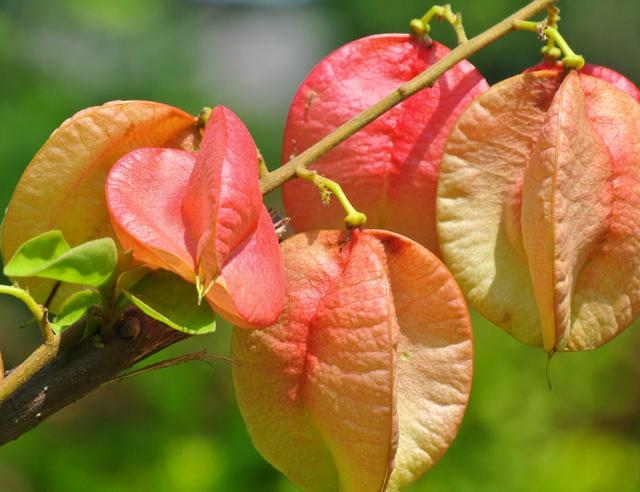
[107,106,285,327]
[438,69,640,352]
[233,229,472,492]
[282,34,488,254]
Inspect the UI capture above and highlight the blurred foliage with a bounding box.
[0,0,639,491]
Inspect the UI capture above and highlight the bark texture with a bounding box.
[0,309,188,445]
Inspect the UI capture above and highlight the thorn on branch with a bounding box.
[257,148,269,178]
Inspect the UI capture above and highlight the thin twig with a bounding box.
[0,285,44,325]
[410,4,468,45]
[110,349,231,384]
[452,11,468,45]
[259,0,557,196]
[296,168,367,226]
[44,281,61,310]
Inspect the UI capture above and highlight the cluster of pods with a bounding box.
[2,29,639,492]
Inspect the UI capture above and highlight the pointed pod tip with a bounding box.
[546,350,555,391]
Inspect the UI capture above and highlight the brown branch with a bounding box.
[0,310,188,446]
[0,0,556,446]
[259,0,557,195]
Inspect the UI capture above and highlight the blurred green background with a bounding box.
[1,0,639,491]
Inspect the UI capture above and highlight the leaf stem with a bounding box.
[514,20,585,69]
[296,168,367,227]
[0,285,44,321]
[410,4,468,45]
[260,0,558,196]
[541,5,561,60]
[43,281,61,310]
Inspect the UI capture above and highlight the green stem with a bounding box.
[0,285,43,321]
[546,4,560,27]
[547,27,584,69]
[514,20,584,69]
[0,285,52,342]
[99,285,116,340]
[296,168,367,227]
[541,5,561,60]
[260,0,558,196]
[410,4,468,45]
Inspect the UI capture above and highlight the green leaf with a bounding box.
[123,270,216,335]
[52,289,102,334]
[116,266,152,296]
[4,230,118,287]
[3,230,70,273]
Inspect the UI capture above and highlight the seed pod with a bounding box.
[282,34,488,254]
[233,229,472,491]
[107,106,285,328]
[438,69,640,351]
